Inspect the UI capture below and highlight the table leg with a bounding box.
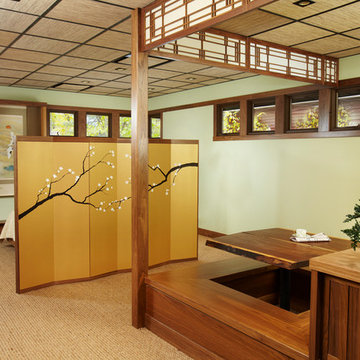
[279,268,291,311]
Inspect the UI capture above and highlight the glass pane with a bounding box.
[86,114,109,137]
[151,117,161,138]
[119,116,131,138]
[337,95,360,128]
[253,105,275,132]
[222,108,240,134]
[49,112,75,136]
[290,100,319,130]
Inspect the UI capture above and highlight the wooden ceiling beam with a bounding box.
[149,28,339,86]
[141,0,277,52]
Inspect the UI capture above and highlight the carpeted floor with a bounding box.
[0,236,235,359]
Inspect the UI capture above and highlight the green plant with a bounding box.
[254,112,271,131]
[294,107,319,129]
[342,200,360,251]
[222,110,240,134]
[337,105,351,128]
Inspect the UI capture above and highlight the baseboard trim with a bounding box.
[18,257,197,294]
[198,228,225,238]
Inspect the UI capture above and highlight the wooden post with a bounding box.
[40,105,47,136]
[318,88,336,132]
[131,8,149,329]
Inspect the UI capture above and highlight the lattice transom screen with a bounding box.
[152,30,338,85]
[142,0,270,51]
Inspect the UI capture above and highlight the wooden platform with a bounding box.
[146,257,311,360]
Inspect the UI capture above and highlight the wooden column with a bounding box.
[318,88,336,132]
[275,95,289,134]
[40,105,47,136]
[131,8,149,329]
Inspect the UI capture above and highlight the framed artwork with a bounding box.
[0,113,24,194]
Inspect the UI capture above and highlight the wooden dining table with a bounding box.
[206,227,350,310]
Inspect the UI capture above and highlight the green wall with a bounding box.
[0,86,130,109]
[160,54,360,237]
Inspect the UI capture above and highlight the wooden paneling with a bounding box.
[38,65,84,77]
[0,48,58,64]
[327,280,348,359]
[67,45,127,62]
[0,0,57,15]
[147,287,291,360]
[348,286,360,360]
[0,59,41,72]
[51,56,104,70]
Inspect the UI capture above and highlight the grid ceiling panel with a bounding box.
[0,0,57,15]
[67,45,127,62]
[0,0,357,98]
[303,2,360,33]
[12,35,78,55]
[0,48,58,64]
[0,30,19,47]
[46,0,131,28]
[253,22,333,47]
[50,56,105,70]
[296,34,360,54]
[260,0,355,20]
[0,77,17,85]
[27,18,103,42]
[0,69,30,78]
[0,9,38,33]
[214,9,292,37]
[87,31,131,51]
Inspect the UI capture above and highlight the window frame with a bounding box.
[215,102,241,137]
[48,109,78,137]
[248,97,276,135]
[85,112,112,138]
[333,86,360,131]
[149,113,163,139]
[287,91,319,133]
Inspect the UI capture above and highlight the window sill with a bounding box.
[213,129,360,141]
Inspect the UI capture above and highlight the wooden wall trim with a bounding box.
[15,136,197,145]
[150,84,325,114]
[198,228,226,238]
[47,104,130,114]
[0,99,47,107]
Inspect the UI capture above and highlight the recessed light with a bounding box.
[293,0,315,7]
[186,77,196,81]
[115,67,125,71]
[81,80,90,84]
[148,87,155,91]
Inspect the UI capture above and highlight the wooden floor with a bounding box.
[146,257,311,360]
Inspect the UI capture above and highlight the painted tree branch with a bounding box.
[19,148,198,220]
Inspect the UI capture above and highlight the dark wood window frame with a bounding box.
[214,102,241,137]
[149,113,163,139]
[48,109,78,137]
[208,78,360,141]
[85,112,112,138]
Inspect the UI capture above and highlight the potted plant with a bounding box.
[342,200,360,250]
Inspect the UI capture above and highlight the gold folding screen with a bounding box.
[16,139,198,292]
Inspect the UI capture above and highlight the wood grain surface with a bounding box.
[206,228,349,270]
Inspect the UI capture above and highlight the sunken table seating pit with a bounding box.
[145,228,351,360]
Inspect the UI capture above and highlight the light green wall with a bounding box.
[0,86,130,109]
[161,54,360,238]
[163,106,360,238]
